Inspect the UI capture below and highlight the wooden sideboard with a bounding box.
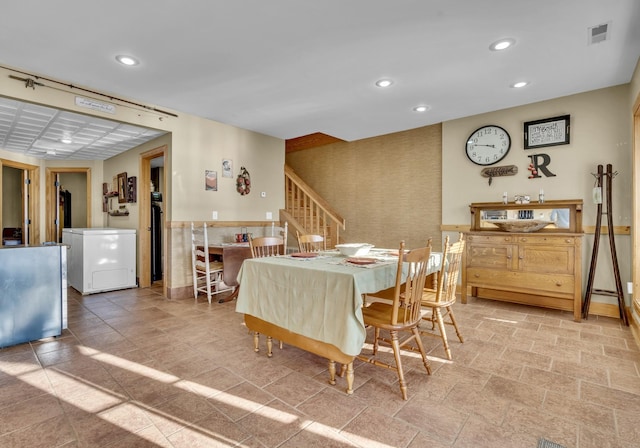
[461,199,583,321]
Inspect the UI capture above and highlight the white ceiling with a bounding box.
[0,0,639,161]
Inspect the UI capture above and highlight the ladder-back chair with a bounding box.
[357,240,433,400]
[296,230,326,252]
[420,233,465,360]
[191,222,232,304]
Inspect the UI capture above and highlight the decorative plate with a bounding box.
[290,252,318,258]
[346,257,377,265]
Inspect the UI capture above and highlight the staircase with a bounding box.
[281,164,345,248]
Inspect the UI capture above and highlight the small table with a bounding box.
[235,250,442,394]
[200,243,252,302]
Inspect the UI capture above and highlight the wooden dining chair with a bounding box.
[420,233,465,360]
[191,222,228,304]
[249,236,285,258]
[357,240,433,400]
[296,230,326,252]
[248,233,286,354]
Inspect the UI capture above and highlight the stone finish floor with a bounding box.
[1,284,639,447]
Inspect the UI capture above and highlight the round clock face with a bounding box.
[465,125,511,166]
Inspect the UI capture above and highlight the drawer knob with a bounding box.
[556,282,562,286]
[474,273,480,278]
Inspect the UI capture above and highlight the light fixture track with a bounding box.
[4,65,178,118]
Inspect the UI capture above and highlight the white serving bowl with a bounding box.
[335,243,374,257]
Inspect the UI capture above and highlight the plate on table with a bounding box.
[346,257,377,265]
[290,252,319,258]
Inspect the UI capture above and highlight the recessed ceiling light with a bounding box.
[61,137,73,144]
[489,38,516,51]
[115,55,140,66]
[46,150,56,155]
[375,79,393,88]
[413,105,430,112]
[511,81,529,88]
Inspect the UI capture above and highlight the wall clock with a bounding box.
[465,125,511,166]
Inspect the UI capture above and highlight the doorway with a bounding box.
[1,159,38,245]
[139,145,167,296]
[45,168,91,242]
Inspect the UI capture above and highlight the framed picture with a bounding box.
[127,176,137,203]
[205,170,217,191]
[222,159,233,178]
[524,115,570,149]
[117,172,128,203]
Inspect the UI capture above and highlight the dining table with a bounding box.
[235,248,442,395]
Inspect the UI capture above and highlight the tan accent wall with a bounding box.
[443,84,633,311]
[286,124,442,251]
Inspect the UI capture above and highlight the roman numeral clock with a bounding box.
[465,125,511,166]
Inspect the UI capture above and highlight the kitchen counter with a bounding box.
[0,244,68,347]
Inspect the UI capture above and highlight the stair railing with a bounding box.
[283,165,345,248]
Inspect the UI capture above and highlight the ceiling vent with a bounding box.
[588,22,611,45]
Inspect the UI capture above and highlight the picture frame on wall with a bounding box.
[524,114,570,149]
[205,170,217,191]
[127,176,137,203]
[222,159,233,178]
[117,172,128,203]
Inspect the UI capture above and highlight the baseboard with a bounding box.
[166,285,193,300]
[630,311,640,350]
[586,301,624,319]
[459,285,628,321]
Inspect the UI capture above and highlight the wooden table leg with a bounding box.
[266,336,273,358]
[253,332,259,353]
[328,360,336,385]
[329,361,353,395]
[345,362,354,395]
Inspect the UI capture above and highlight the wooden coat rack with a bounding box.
[582,164,628,325]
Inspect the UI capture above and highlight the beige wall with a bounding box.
[288,84,634,311]
[0,65,285,291]
[0,65,285,226]
[630,58,640,111]
[0,64,637,307]
[286,124,443,251]
[443,84,633,308]
[630,58,640,324]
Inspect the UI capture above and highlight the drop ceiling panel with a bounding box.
[0,96,166,160]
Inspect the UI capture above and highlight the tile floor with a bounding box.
[1,285,639,448]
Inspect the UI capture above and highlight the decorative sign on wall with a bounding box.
[236,166,251,195]
[480,164,518,185]
[75,96,116,114]
[524,115,570,149]
[527,154,556,178]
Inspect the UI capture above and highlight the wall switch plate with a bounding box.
[266,211,272,219]
[212,211,218,220]
[627,282,633,294]
[261,191,266,198]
